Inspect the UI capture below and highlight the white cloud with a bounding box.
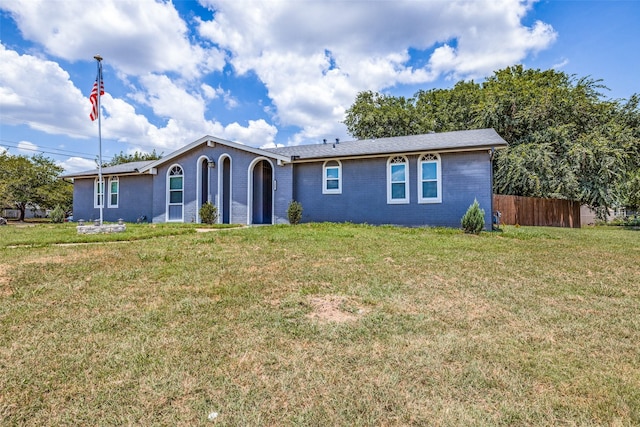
[0,0,225,78]
[0,43,272,153]
[57,156,96,174]
[0,44,92,138]
[138,74,207,123]
[201,83,238,109]
[197,0,557,143]
[1,0,557,152]
[17,140,38,154]
[552,58,570,70]
[222,119,278,147]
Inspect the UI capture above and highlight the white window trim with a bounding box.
[418,153,442,204]
[94,178,104,208]
[166,164,184,222]
[108,176,119,208]
[387,156,409,204]
[322,160,342,194]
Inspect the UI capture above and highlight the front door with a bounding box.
[252,160,273,224]
[221,157,231,223]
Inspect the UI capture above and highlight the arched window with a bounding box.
[108,176,119,208]
[167,165,184,222]
[323,160,342,194]
[418,153,442,203]
[387,156,409,204]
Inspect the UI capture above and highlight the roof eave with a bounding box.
[59,170,153,180]
[289,143,508,162]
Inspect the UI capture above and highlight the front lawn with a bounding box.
[1,224,638,425]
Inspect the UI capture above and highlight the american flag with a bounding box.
[89,75,104,121]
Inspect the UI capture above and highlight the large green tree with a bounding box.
[343,65,640,214]
[102,149,163,167]
[0,153,72,221]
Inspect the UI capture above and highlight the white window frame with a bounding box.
[387,156,409,204]
[323,160,342,194]
[418,153,442,204]
[108,176,119,208]
[94,178,104,208]
[166,164,184,222]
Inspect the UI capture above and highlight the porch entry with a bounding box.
[220,156,231,223]
[251,159,273,224]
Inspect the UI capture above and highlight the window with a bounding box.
[387,156,409,204]
[323,160,342,194]
[94,178,104,208]
[418,153,442,203]
[108,177,119,208]
[167,165,184,221]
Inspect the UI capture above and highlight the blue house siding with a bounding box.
[72,175,153,223]
[293,151,492,228]
[118,175,154,222]
[273,163,294,224]
[64,131,505,228]
[72,179,95,221]
[149,144,293,224]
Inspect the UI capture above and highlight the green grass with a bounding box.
[0,222,239,248]
[1,223,638,425]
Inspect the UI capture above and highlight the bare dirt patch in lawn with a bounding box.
[306,295,366,323]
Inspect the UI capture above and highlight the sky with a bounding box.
[1,0,639,174]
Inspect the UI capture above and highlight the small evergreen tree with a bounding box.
[287,200,303,225]
[461,199,485,234]
[49,205,65,223]
[199,202,218,224]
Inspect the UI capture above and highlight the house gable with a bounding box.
[139,135,290,173]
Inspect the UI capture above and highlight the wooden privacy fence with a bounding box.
[493,195,581,228]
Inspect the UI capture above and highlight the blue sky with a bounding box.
[1,0,638,173]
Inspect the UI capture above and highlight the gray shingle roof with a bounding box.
[61,129,507,179]
[61,160,155,179]
[266,128,507,160]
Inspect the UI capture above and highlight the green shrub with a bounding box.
[461,199,485,234]
[287,200,303,225]
[50,205,66,223]
[199,202,218,224]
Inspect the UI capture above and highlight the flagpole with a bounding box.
[94,54,104,226]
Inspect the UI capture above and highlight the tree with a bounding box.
[461,199,485,234]
[617,170,640,211]
[0,153,72,221]
[102,149,163,167]
[343,65,640,213]
[414,80,483,133]
[343,91,422,139]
